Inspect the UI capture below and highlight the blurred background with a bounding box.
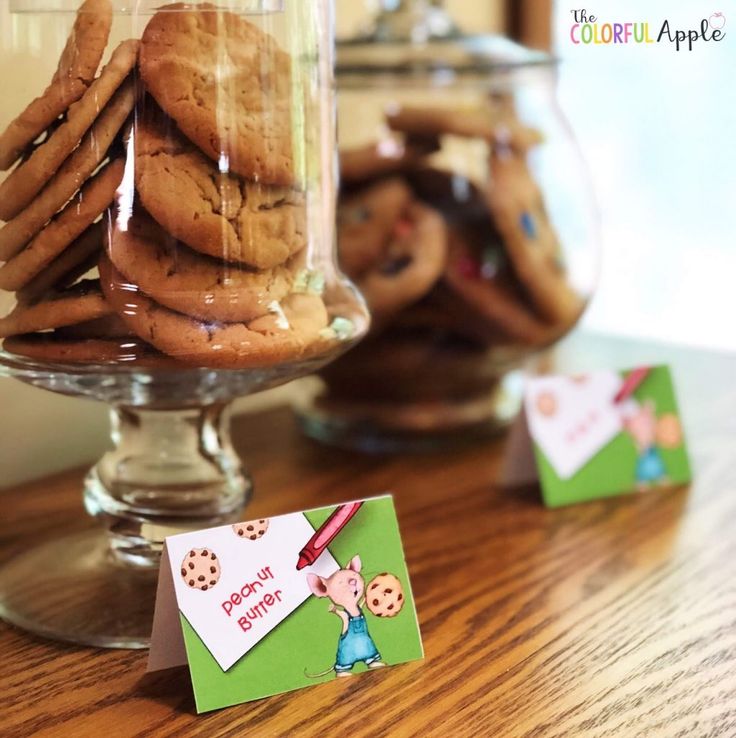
[1,0,733,486]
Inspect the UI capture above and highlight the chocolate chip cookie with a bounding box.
[486,152,584,326]
[357,202,447,322]
[180,548,221,592]
[338,177,414,278]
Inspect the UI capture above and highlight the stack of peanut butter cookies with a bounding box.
[324,96,586,402]
[0,1,340,369]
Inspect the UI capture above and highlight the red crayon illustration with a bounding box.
[296,502,364,570]
[614,366,651,404]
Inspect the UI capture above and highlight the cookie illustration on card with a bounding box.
[232,519,270,541]
[181,548,221,591]
[366,573,405,618]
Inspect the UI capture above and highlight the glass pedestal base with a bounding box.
[0,529,158,649]
[0,346,364,648]
[297,370,523,454]
[0,402,252,648]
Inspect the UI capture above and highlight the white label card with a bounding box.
[524,370,624,480]
[149,512,339,672]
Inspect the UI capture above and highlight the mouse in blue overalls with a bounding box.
[306,554,386,678]
[622,399,668,490]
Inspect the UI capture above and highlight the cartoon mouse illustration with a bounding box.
[622,399,668,489]
[305,554,386,678]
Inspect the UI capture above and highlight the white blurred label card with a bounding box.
[500,366,691,507]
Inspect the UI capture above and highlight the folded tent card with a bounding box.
[501,366,692,507]
[148,495,423,713]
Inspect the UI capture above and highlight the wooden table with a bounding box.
[1,334,735,737]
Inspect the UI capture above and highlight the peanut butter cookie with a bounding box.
[107,211,296,323]
[2,334,172,366]
[0,40,138,220]
[17,222,104,305]
[100,257,331,368]
[139,3,294,185]
[0,279,112,338]
[0,80,134,262]
[135,110,306,269]
[0,159,124,292]
[0,0,113,171]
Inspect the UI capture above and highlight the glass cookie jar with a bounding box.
[296,0,599,452]
[0,0,367,647]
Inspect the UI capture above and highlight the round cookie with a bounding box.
[357,202,447,322]
[340,136,439,184]
[0,159,124,292]
[0,280,112,338]
[386,104,543,152]
[108,211,297,323]
[365,573,404,618]
[0,40,138,221]
[535,392,558,417]
[444,226,567,347]
[134,112,306,270]
[486,152,584,327]
[100,257,332,368]
[180,548,221,592]
[404,167,489,225]
[657,414,683,449]
[0,0,113,171]
[2,334,172,366]
[232,519,269,540]
[0,81,135,262]
[17,222,104,305]
[338,177,414,278]
[139,3,294,185]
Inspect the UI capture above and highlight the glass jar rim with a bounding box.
[336,34,556,78]
[8,0,285,14]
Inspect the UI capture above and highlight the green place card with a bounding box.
[502,366,692,507]
[148,495,423,713]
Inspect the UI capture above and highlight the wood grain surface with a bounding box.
[1,333,735,737]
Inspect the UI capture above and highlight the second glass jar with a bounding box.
[298,2,599,451]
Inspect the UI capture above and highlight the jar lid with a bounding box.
[336,1,553,77]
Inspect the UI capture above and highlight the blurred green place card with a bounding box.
[501,366,692,507]
[147,495,423,713]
